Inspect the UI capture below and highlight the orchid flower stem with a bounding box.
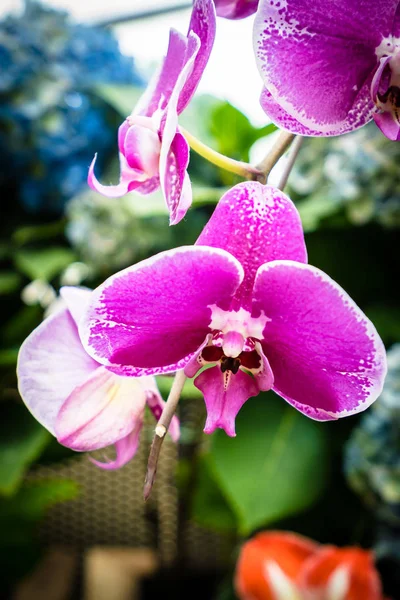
[144,370,187,501]
[256,131,296,182]
[277,135,304,190]
[180,126,265,181]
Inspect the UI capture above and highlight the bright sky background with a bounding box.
[1,0,267,125]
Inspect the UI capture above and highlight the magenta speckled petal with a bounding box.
[17,308,99,435]
[177,0,216,113]
[253,261,387,420]
[259,87,375,137]
[161,131,191,225]
[195,366,259,436]
[254,0,399,135]
[196,182,306,307]
[90,424,143,470]
[215,0,258,19]
[81,246,244,375]
[159,33,198,223]
[55,366,147,451]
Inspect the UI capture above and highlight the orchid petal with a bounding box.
[177,0,217,114]
[300,547,383,600]
[136,28,188,117]
[90,423,142,470]
[60,286,91,326]
[17,308,98,435]
[123,124,161,175]
[161,131,191,225]
[259,87,375,137]
[88,153,144,198]
[147,389,180,442]
[235,531,319,600]
[373,110,400,141]
[81,246,244,375]
[253,261,387,420]
[215,0,258,20]
[159,33,199,223]
[253,0,398,134]
[55,366,146,451]
[195,366,259,436]
[196,182,306,308]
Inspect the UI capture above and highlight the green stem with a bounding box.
[180,126,265,181]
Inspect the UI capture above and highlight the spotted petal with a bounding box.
[196,182,306,308]
[81,246,244,375]
[254,0,399,135]
[253,261,387,420]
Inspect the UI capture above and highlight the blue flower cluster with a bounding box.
[0,2,142,213]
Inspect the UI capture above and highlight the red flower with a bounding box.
[235,531,385,600]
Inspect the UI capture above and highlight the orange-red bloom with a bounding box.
[235,531,385,600]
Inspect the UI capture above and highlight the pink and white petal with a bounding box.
[215,0,258,19]
[90,423,143,470]
[134,175,161,196]
[195,366,259,436]
[259,87,375,137]
[253,1,397,134]
[196,182,306,308]
[136,29,188,117]
[159,34,199,223]
[17,308,99,436]
[60,286,91,327]
[118,120,130,153]
[161,131,191,225]
[147,389,180,442]
[55,366,147,451]
[373,111,400,141]
[177,0,217,114]
[123,124,161,175]
[252,261,387,420]
[88,153,145,198]
[81,246,244,374]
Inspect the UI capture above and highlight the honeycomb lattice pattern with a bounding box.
[28,401,234,569]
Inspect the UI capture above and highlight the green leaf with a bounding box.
[209,393,329,535]
[364,303,400,345]
[0,403,51,496]
[14,247,76,281]
[0,348,19,367]
[297,194,341,232]
[93,84,143,117]
[0,479,79,522]
[209,101,276,163]
[191,454,237,533]
[12,219,66,246]
[0,271,22,295]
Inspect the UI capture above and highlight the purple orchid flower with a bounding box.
[253,0,400,140]
[17,287,179,469]
[88,0,216,225]
[214,0,258,19]
[80,182,386,437]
